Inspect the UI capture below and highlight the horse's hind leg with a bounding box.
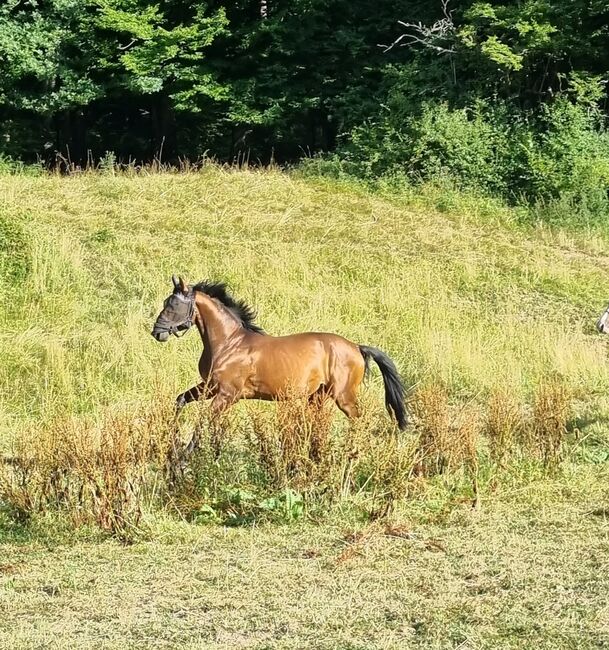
[307,386,331,464]
[333,361,364,423]
[308,386,328,410]
[334,389,361,421]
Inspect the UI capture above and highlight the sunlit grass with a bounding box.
[2,167,609,648]
[2,166,609,439]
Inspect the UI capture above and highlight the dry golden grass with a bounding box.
[410,384,480,477]
[0,400,174,539]
[485,387,523,466]
[531,379,572,468]
[163,393,422,525]
[411,383,453,475]
[250,390,335,490]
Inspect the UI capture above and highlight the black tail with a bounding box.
[359,345,409,430]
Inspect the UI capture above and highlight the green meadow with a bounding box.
[1,168,609,648]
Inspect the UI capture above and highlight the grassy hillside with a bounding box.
[2,167,609,432]
[1,168,609,648]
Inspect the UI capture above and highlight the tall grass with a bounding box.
[1,166,608,535]
[485,387,523,467]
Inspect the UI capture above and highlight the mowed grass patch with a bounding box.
[1,463,608,649]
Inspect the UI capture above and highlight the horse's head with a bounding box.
[151,275,195,342]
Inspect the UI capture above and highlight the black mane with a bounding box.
[192,280,265,334]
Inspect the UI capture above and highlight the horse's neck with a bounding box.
[195,294,242,353]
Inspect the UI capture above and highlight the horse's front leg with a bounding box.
[176,380,214,413]
[167,381,215,478]
[209,389,239,459]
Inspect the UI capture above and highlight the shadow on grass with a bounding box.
[0,507,106,548]
[0,509,32,545]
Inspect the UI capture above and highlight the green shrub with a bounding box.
[0,154,43,176]
[408,102,511,195]
[334,100,515,192]
[522,101,609,226]
[331,97,609,229]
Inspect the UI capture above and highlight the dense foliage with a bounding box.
[2,1,609,219]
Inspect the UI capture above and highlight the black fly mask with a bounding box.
[151,275,195,342]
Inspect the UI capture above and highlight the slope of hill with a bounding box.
[1,168,609,648]
[2,167,609,432]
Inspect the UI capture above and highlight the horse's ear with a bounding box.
[172,274,179,290]
[178,276,188,293]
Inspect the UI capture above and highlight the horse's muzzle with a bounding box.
[152,329,170,342]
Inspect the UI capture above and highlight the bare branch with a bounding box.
[118,39,137,51]
[380,0,456,55]
[441,0,452,22]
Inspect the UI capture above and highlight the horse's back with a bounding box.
[251,332,365,391]
[269,330,352,343]
[244,330,364,397]
[261,331,361,358]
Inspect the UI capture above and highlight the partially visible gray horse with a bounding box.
[597,304,609,333]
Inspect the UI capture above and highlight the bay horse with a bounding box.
[152,276,408,432]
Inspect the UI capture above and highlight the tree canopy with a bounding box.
[1,0,609,181]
